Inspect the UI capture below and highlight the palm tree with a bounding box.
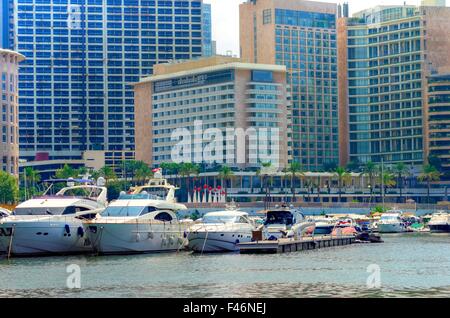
[418,165,441,204]
[335,167,350,202]
[55,164,80,179]
[97,166,117,185]
[23,167,41,196]
[378,171,396,203]
[393,162,409,203]
[134,161,153,185]
[362,161,378,203]
[218,165,234,203]
[257,162,274,208]
[286,162,303,203]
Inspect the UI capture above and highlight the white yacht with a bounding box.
[83,174,188,255]
[0,178,107,256]
[262,205,316,240]
[187,209,256,253]
[377,210,408,233]
[428,211,450,233]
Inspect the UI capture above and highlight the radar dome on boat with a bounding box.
[97,177,106,187]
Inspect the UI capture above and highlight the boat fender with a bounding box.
[64,224,70,234]
[77,226,84,237]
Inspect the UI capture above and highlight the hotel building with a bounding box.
[12,0,204,169]
[1,49,24,175]
[339,4,450,167]
[240,0,339,171]
[427,73,450,176]
[134,55,290,169]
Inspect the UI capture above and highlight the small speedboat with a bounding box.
[428,211,450,233]
[0,207,11,219]
[377,210,408,233]
[262,205,315,240]
[187,208,256,253]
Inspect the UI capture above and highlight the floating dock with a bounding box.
[238,235,356,254]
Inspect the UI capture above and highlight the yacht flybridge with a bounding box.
[83,172,188,254]
[0,178,108,256]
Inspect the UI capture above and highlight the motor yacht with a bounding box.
[83,173,188,254]
[262,205,315,240]
[187,208,256,253]
[377,209,408,233]
[0,178,107,256]
[428,211,450,233]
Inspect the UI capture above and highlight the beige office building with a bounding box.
[1,49,24,176]
[134,56,290,169]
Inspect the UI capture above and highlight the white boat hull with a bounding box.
[378,223,407,233]
[0,219,92,256]
[84,222,187,254]
[188,231,252,253]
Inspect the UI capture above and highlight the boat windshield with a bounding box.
[202,215,240,224]
[133,187,168,200]
[101,206,149,217]
[13,207,66,216]
[265,211,294,225]
[381,214,401,221]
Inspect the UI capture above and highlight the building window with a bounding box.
[263,9,272,24]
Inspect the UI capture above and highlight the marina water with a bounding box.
[1,233,450,298]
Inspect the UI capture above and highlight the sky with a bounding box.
[204,0,428,56]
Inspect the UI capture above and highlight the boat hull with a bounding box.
[84,222,187,255]
[0,219,92,256]
[428,224,450,233]
[378,223,407,233]
[187,231,252,253]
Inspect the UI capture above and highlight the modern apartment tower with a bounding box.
[202,2,213,57]
[0,0,13,49]
[240,0,339,171]
[13,0,204,168]
[340,4,450,167]
[1,49,25,175]
[426,73,450,176]
[134,56,290,169]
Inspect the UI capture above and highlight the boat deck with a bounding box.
[238,235,356,254]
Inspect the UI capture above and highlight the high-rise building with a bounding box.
[13,0,204,169]
[240,0,339,171]
[1,49,25,176]
[340,5,450,166]
[426,73,450,176]
[421,0,446,7]
[134,56,290,169]
[0,0,13,49]
[202,2,213,57]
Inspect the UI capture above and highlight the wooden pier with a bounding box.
[238,235,356,254]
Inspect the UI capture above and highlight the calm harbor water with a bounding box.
[1,233,450,298]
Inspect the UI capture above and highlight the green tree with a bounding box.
[22,167,41,197]
[392,162,409,203]
[378,170,396,203]
[218,165,234,203]
[286,162,304,202]
[0,171,19,204]
[257,162,274,208]
[55,164,80,179]
[134,161,153,185]
[106,180,131,201]
[335,167,351,202]
[362,161,378,203]
[418,164,441,204]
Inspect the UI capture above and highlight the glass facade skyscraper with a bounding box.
[0,0,13,49]
[240,0,339,171]
[13,0,204,165]
[201,2,212,57]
